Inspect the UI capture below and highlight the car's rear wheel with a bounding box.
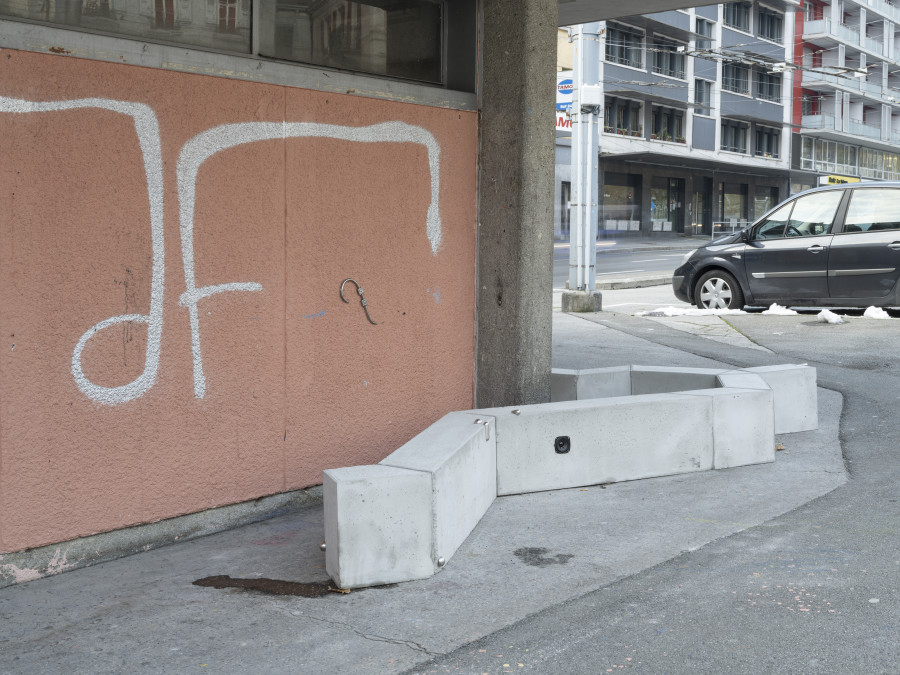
[694,270,744,310]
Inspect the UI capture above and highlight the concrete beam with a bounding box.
[476,0,558,408]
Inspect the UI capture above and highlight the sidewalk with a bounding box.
[0,312,845,675]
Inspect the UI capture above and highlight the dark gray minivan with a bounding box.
[673,182,900,310]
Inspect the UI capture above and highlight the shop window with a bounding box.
[754,186,779,217]
[602,173,642,223]
[860,147,885,179]
[723,63,750,95]
[720,182,748,228]
[652,35,685,79]
[757,7,784,43]
[605,22,644,69]
[724,2,751,32]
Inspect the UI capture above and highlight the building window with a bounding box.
[652,36,686,79]
[801,93,820,116]
[755,126,780,158]
[695,18,713,51]
[605,23,644,69]
[603,97,643,137]
[724,2,751,32]
[756,71,782,102]
[0,0,469,89]
[695,79,713,116]
[815,140,857,175]
[723,63,750,95]
[860,148,884,179]
[560,182,571,237]
[721,119,748,153]
[757,7,784,43]
[801,136,815,170]
[650,105,685,142]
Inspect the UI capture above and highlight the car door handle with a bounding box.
[889,242,900,251]
[807,245,827,253]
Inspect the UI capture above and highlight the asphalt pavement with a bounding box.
[1,290,881,674]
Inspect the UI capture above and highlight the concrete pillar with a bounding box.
[476,0,557,408]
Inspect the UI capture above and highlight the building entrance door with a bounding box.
[668,178,685,233]
[690,178,712,236]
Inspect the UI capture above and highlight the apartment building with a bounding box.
[795,0,900,188]
[556,2,799,239]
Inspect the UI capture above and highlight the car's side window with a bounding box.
[785,191,843,237]
[844,189,900,233]
[754,202,793,240]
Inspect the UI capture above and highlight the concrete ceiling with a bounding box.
[558,0,718,26]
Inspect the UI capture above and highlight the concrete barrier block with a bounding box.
[380,412,497,564]
[683,388,775,468]
[631,366,728,395]
[479,394,714,496]
[716,371,770,391]
[323,465,433,589]
[741,365,817,433]
[576,366,632,399]
[550,369,578,402]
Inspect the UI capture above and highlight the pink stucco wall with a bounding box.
[0,49,477,553]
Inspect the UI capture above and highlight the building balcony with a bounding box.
[802,113,839,131]
[849,119,882,139]
[803,16,888,58]
[860,0,900,24]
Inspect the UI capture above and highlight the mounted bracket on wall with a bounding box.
[340,278,377,325]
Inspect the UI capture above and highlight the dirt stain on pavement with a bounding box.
[514,547,575,568]
[193,575,332,597]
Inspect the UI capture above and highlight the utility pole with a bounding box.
[563,22,604,312]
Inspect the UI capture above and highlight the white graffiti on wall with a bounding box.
[0,96,443,405]
[178,121,441,399]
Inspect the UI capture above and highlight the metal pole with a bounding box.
[568,22,602,291]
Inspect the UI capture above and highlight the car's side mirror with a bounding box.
[740,229,751,243]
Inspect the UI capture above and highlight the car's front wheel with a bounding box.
[694,270,744,310]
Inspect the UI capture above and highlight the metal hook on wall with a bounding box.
[340,278,377,325]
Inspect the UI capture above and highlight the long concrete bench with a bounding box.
[323,363,816,589]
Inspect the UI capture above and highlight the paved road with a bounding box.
[553,244,693,290]
[416,296,900,674]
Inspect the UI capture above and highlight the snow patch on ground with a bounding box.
[761,303,798,316]
[636,306,747,317]
[863,306,891,319]
[817,309,845,324]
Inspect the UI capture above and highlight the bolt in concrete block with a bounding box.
[631,366,728,395]
[740,365,817,433]
[682,387,775,468]
[550,369,578,402]
[380,412,497,566]
[323,465,434,589]
[576,366,632,399]
[478,394,714,496]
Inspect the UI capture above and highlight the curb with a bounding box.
[595,276,672,290]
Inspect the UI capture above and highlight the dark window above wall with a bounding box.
[724,2,751,32]
[605,22,644,69]
[723,63,750,95]
[756,70,782,102]
[757,7,784,43]
[0,0,477,91]
[652,35,686,79]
